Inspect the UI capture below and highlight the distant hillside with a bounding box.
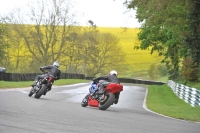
[97,27,163,79]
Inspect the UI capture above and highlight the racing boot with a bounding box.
[114,98,118,104]
[113,92,120,104]
[43,87,51,95]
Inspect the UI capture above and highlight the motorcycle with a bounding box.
[81,80,123,110]
[28,73,55,99]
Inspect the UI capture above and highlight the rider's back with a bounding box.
[41,65,61,78]
[97,74,120,84]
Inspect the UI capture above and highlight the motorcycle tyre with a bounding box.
[81,94,89,107]
[34,84,47,99]
[28,88,34,97]
[98,93,115,110]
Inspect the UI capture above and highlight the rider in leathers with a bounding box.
[93,70,120,104]
[31,61,61,92]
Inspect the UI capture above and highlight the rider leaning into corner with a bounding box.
[31,61,61,93]
[93,70,120,104]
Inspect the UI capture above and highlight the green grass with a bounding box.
[0,79,90,89]
[189,83,200,90]
[147,84,200,122]
[156,76,168,82]
[177,81,200,90]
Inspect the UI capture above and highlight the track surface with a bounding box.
[0,83,199,133]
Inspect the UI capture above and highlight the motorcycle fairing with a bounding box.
[89,81,98,95]
[104,83,123,94]
[88,96,99,107]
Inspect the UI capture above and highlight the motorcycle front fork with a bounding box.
[31,84,40,92]
[92,94,104,101]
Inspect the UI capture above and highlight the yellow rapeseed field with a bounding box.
[98,27,163,78]
[7,24,163,79]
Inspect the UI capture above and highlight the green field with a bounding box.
[98,27,163,78]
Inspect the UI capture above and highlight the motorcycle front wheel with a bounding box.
[34,84,47,99]
[98,93,115,110]
[81,94,89,107]
[28,88,34,97]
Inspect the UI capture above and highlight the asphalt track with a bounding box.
[0,82,199,133]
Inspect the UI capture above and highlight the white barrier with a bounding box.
[167,80,200,107]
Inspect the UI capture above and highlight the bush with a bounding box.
[182,57,198,82]
[148,64,167,80]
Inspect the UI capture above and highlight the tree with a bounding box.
[182,57,198,82]
[128,0,196,80]
[148,63,167,80]
[183,0,200,81]
[68,20,127,77]
[0,17,9,65]
[3,2,127,76]
[87,32,127,76]
[6,0,77,72]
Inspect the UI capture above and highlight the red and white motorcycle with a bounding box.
[81,81,123,110]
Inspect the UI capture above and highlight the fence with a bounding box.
[119,78,166,85]
[167,80,200,107]
[0,73,166,86]
[0,73,85,81]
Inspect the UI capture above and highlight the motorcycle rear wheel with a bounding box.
[34,84,47,99]
[98,93,115,110]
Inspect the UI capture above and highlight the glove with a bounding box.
[39,67,45,73]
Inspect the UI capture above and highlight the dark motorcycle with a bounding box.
[28,73,55,99]
[81,81,123,110]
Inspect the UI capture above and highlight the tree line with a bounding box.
[0,0,126,77]
[128,0,200,82]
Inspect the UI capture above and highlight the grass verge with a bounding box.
[0,79,90,89]
[147,84,200,122]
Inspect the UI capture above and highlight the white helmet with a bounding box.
[110,70,117,75]
[53,61,59,68]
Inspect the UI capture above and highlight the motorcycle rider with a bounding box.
[93,70,120,104]
[31,61,61,93]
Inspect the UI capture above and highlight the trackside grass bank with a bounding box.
[147,84,200,122]
[0,79,90,89]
